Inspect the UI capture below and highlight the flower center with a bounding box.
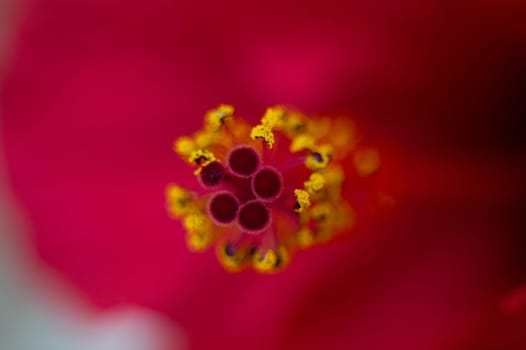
[200,161,224,186]
[208,192,238,224]
[252,167,283,201]
[227,145,260,177]
[238,200,270,233]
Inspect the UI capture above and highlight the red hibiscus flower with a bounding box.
[1,0,525,349]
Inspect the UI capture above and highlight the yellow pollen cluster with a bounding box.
[217,244,249,272]
[293,189,311,213]
[261,106,285,127]
[250,124,276,149]
[304,173,325,194]
[290,134,315,153]
[166,185,195,217]
[189,149,216,167]
[183,213,214,251]
[250,106,288,148]
[254,249,278,272]
[305,145,332,170]
[296,227,315,248]
[253,247,289,273]
[205,104,235,131]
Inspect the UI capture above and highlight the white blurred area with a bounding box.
[0,170,186,350]
[0,225,185,350]
[0,2,185,350]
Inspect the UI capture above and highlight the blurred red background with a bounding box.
[1,0,525,349]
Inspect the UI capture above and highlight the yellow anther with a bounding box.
[353,148,380,176]
[188,149,216,166]
[310,202,334,222]
[217,244,247,272]
[306,117,332,140]
[166,184,189,202]
[194,131,215,149]
[250,124,275,148]
[166,184,194,217]
[305,144,332,170]
[297,227,314,248]
[254,249,277,271]
[187,230,213,251]
[304,173,325,194]
[331,118,357,155]
[174,137,196,157]
[322,166,345,200]
[205,104,234,131]
[253,247,288,273]
[261,106,285,127]
[324,166,344,186]
[290,134,315,153]
[294,189,311,213]
[183,213,211,234]
[281,111,305,136]
[217,104,234,117]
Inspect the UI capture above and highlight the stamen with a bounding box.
[227,145,260,177]
[280,110,305,137]
[296,227,314,248]
[205,104,234,131]
[310,203,333,222]
[199,161,224,187]
[290,134,314,153]
[304,173,325,194]
[216,242,248,272]
[261,106,285,127]
[208,191,239,225]
[237,200,271,234]
[184,213,212,233]
[305,145,332,169]
[293,189,311,213]
[253,249,278,272]
[249,107,284,149]
[174,136,196,157]
[312,153,323,162]
[250,124,275,148]
[253,246,289,273]
[189,149,216,166]
[252,166,283,202]
[186,230,214,251]
[353,148,380,176]
[166,185,195,217]
[194,131,216,149]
